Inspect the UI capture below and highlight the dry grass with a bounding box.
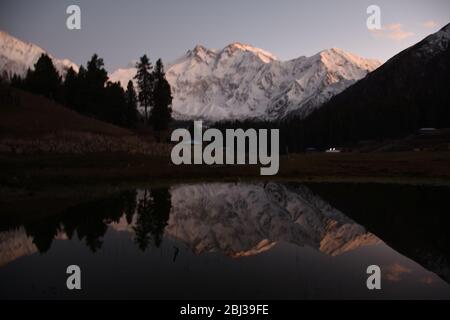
[0,85,170,155]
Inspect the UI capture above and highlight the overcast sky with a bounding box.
[1,0,449,72]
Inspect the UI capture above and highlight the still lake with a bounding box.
[1,182,450,299]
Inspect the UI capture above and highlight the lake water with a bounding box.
[1,182,450,299]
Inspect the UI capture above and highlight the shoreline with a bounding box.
[1,150,449,235]
[1,150,449,189]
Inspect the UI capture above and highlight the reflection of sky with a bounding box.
[0,0,449,71]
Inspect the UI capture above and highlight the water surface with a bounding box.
[1,182,449,299]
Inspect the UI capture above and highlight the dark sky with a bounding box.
[1,0,449,71]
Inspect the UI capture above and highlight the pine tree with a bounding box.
[125,80,139,128]
[26,54,61,99]
[85,54,108,99]
[84,54,108,118]
[71,65,88,113]
[63,66,78,110]
[134,55,153,123]
[103,81,127,126]
[10,73,25,89]
[0,70,8,83]
[150,59,172,132]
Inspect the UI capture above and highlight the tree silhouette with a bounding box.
[60,191,135,252]
[63,66,79,110]
[84,54,108,117]
[85,54,108,92]
[9,52,174,133]
[134,55,153,123]
[125,80,139,128]
[122,190,138,225]
[25,54,61,100]
[133,188,171,251]
[60,55,136,128]
[150,59,172,133]
[10,73,26,89]
[25,220,60,253]
[103,81,127,125]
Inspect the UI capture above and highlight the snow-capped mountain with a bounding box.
[0,29,379,121]
[110,43,380,121]
[0,30,78,79]
[109,182,381,257]
[164,182,380,256]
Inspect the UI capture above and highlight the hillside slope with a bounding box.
[0,85,130,137]
[0,85,168,155]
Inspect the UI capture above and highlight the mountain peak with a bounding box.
[184,42,277,64]
[318,47,344,59]
[221,42,277,63]
[225,42,251,50]
[319,47,360,58]
[192,44,208,53]
[317,48,381,72]
[185,44,216,62]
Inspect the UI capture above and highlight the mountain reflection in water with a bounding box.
[0,182,450,299]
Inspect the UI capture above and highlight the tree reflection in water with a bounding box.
[134,188,171,250]
[21,188,171,253]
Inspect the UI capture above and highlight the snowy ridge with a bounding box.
[110,43,380,121]
[0,30,78,79]
[165,182,380,257]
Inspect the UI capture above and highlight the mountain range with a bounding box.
[0,30,379,121]
[110,44,380,121]
[1,24,448,127]
[164,182,380,257]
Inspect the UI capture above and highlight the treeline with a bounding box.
[10,53,172,131]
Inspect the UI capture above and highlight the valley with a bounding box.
[0,24,449,190]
